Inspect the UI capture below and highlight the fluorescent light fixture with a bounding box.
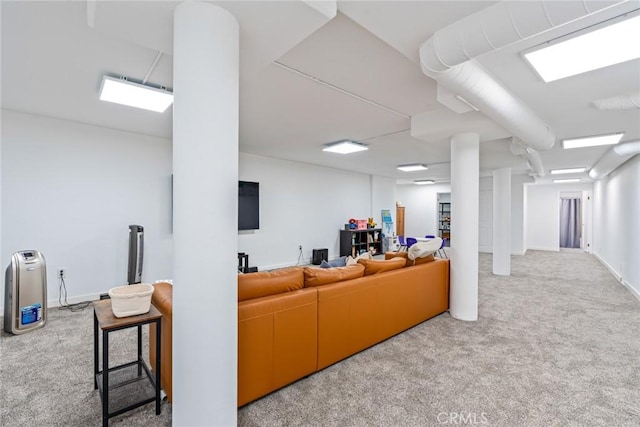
[99,75,174,113]
[322,140,368,154]
[414,180,435,185]
[397,164,428,172]
[562,132,624,149]
[553,178,580,183]
[524,14,640,82]
[550,167,587,175]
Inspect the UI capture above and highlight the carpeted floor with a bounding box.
[1,251,639,426]
[0,305,172,426]
[237,251,640,427]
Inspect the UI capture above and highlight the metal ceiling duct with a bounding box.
[418,0,627,165]
[592,91,640,110]
[510,137,545,176]
[589,139,640,179]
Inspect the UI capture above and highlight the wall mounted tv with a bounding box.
[238,181,259,230]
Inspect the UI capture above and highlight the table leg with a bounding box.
[93,310,98,390]
[137,324,142,377]
[102,329,109,427]
[156,318,161,415]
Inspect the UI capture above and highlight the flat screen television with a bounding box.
[238,181,259,230]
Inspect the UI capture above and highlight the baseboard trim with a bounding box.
[0,292,101,317]
[593,253,640,302]
[526,246,560,252]
[48,292,102,309]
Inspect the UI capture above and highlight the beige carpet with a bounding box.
[2,250,638,426]
[238,251,640,426]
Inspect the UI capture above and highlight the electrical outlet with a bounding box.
[58,268,65,279]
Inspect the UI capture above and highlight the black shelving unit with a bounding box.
[339,228,383,257]
[438,202,450,245]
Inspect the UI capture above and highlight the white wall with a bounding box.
[371,175,397,227]
[398,174,530,255]
[396,183,452,239]
[525,182,593,252]
[1,110,173,311]
[238,153,382,269]
[592,155,640,297]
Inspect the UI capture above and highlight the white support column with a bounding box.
[450,133,479,321]
[173,3,239,425]
[492,168,511,275]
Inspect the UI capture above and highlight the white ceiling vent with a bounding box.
[592,91,640,110]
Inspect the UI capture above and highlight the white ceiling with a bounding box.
[2,1,639,184]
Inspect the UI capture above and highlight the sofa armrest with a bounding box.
[238,288,318,406]
[150,282,173,402]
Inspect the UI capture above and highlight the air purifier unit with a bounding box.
[127,225,144,284]
[312,249,329,265]
[3,250,47,335]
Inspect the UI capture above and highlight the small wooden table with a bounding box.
[93,299,162,427]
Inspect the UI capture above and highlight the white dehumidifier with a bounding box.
[3,250,47,335]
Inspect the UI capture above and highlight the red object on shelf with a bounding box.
[356,219,367,230]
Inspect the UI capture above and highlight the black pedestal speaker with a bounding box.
[312,248,329,265]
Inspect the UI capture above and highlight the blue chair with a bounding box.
[406,237,418,248]
[397,235,408,251]
[437,238,448,258]
[425,234,436,239]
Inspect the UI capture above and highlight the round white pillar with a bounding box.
[492,168,511,275]
[173,3,238,425]
[450,133,479,321]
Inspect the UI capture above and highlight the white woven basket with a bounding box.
[108,283,154,318]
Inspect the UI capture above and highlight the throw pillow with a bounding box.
[345,256,357,266]
[407,238,442,260]
[357,257,406,275]
[355,252,372,261]
[320,256,347,268]
[237,267,304,301]
[304,264,365,287]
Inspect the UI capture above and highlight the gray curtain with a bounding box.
[559,198,581,248]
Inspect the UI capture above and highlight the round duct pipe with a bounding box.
[429,61,555,151]
[420,0,625,73]
[510,137,545,176]
[613,140,640,156]
[419,0,628,169]
[589,140,640,179]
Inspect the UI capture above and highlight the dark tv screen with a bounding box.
[238,181,259,230]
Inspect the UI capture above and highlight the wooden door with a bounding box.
[396,206,405,236]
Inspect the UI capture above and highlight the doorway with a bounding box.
[437,193,451,247]
[559,197,582,249]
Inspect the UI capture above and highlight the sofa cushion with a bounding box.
[385,251,435,267]
[303,264,365,287]
[357,257,406,275]
[238,267,304,301]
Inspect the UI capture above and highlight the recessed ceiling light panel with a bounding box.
[524,14,640,83]
[553,178,581,183]
[414,180,435,185]
[99,76,174,113]
[550,167,587,175]
[322,140,368,154]
[562,132,624,149]
[397,164,428,172]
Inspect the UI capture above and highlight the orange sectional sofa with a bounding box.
[150,254,449,406]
